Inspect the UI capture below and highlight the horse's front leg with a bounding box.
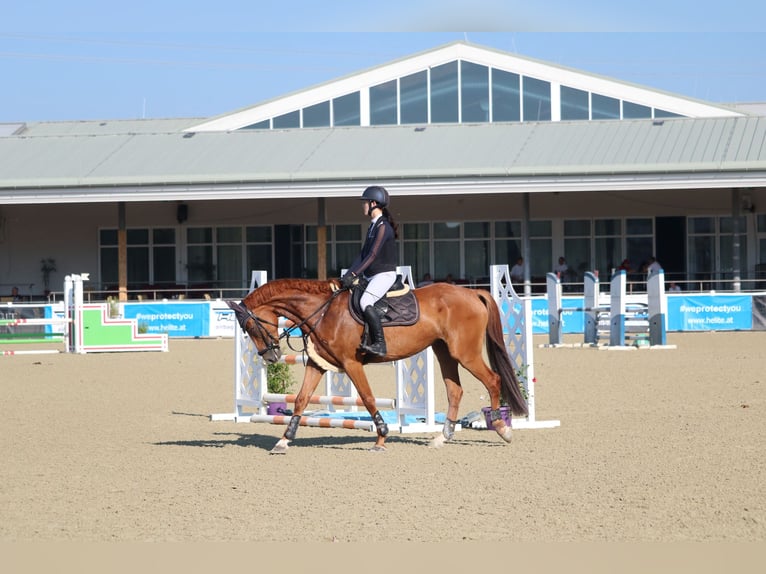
[430,342,463,449]
[344,362,389,452]
[270,361,324,454]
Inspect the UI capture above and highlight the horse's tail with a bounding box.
[477,291,529,417]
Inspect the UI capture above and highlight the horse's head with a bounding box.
[226,300,282,364]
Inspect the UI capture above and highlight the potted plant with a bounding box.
[265,362,295,415]
[481,364,530,428]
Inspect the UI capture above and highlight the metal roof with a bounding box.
[1,116,766,205]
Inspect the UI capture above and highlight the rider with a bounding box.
[341,185,398,357]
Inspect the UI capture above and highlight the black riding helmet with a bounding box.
[358,185,389,208]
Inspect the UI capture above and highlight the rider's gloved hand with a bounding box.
[341,272,356,289]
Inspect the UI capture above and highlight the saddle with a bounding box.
[348,274,419,327]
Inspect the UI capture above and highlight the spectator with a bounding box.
[11,286,21,302]
[417,273,434,288]
[554,256,568,277]
[668,281,681,292]
[510,257,524,284]
[617,259,632,273]
[647,256,662,277]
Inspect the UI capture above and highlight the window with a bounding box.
[461,61,489,123]
[303,101,330,128]
[400,71,428,124]
[491,69,520,122]
[370,79,398,125]
[594,219,621,277]
[333,92,360,126]
[522,77,551,121]
[100,228,176,291]
[246,226,273,280]
[563,219,591,283]
[688,217,716,285]
[273,110,300,129]
[464,222,490,282]
[494,221,521,266]
[529,220,552,279]
[592,94,620,119]
[623,101,652,119]
[152,228,176,285]
[186,227,214,286]
[625,218,653,275]
[216,227,242,289]
[560,86,589,120]
[430,61,458,123]
[433,222,461,280]
[402,223,431,283]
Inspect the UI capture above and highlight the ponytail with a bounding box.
[382,207,399,239]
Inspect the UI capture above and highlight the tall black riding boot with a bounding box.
[360,305,387,357]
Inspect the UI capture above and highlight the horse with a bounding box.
[227,278,528,453]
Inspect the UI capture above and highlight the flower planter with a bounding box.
[266,402,288,416]
[481,406,512,428]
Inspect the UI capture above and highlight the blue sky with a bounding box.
[2,1,765,122]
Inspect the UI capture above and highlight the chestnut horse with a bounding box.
[228,278,528,453]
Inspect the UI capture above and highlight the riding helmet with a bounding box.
[359,185,389,208]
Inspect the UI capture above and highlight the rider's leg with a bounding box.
[359,272,396,357]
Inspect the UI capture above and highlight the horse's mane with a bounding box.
[244,278,337,307]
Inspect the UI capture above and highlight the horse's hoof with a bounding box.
[270,438,290,454]
[368,445,387,452]
[497,426,513,443]
[430,434,448,449]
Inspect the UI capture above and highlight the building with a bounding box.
[1,41,765,300]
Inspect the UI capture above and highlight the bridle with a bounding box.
[235,286,347,358]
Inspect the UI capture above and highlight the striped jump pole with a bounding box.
[249,413,374,431]
[263,392,395,410]
[2,349,61,356]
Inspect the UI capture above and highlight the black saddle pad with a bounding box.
[348,276,419,327]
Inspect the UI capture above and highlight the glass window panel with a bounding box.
[433,240,460,280]
[246,226,272,243]
[217,226,242,243]
[529,220,551,237]
[626,237,654,273]
[522,77,551,121]
[303,101,330,128]
[595,236,621,277]
[626,218,652,235]
[759,238,766,264]
[187,245,214,284]
[242,120,270,130]
[719,235,748,274]
[273,110,300,129]
[530,238,552,278]
[336,243,359,273]
[491,69,520,122]
[100,229,118,246]
[689,217,714,234]
[216,245,242,287]
[564,219,590,236]
[403,242,430,282]
[430,61,458,124]
[333,92,360,126]
[246,244,273,278]
[127,229,148,245]
[654,108,682,118]
[400,71,428,125]
[623,101,652,119]
[562,237,590,281]
[720,216,747,234]
[461,61,489,123]
[560,86,589,120]
[465,240,490,279]
[494,220,521,237]
[127,247,149,286]
[592,93,620,119]
[153,246,176,283]
[757,214,766,232]
[403,222,430,240]
[464,221,489,238]
[153,228,175,244]
[495,238,521,266]
[595,219,621,236]
[370,80,398,125]
[187,227,212,243]
[335,224,361,242]
[689,235,715,281]
[433,222,461,239]
[100,246,118,288]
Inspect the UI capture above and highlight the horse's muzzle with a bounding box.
[261,347,282,364]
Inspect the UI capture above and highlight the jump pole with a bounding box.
[490,264,559,430]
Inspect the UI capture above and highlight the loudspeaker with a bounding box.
[176,204,188,224]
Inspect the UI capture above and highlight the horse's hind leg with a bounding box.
[430,341,463,448]
[457,354,512,443]
[270,362,324,454]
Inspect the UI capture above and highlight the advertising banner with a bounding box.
[667,295,752,331]
[123,302,209,338]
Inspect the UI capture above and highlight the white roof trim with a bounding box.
[187,42,741,133]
